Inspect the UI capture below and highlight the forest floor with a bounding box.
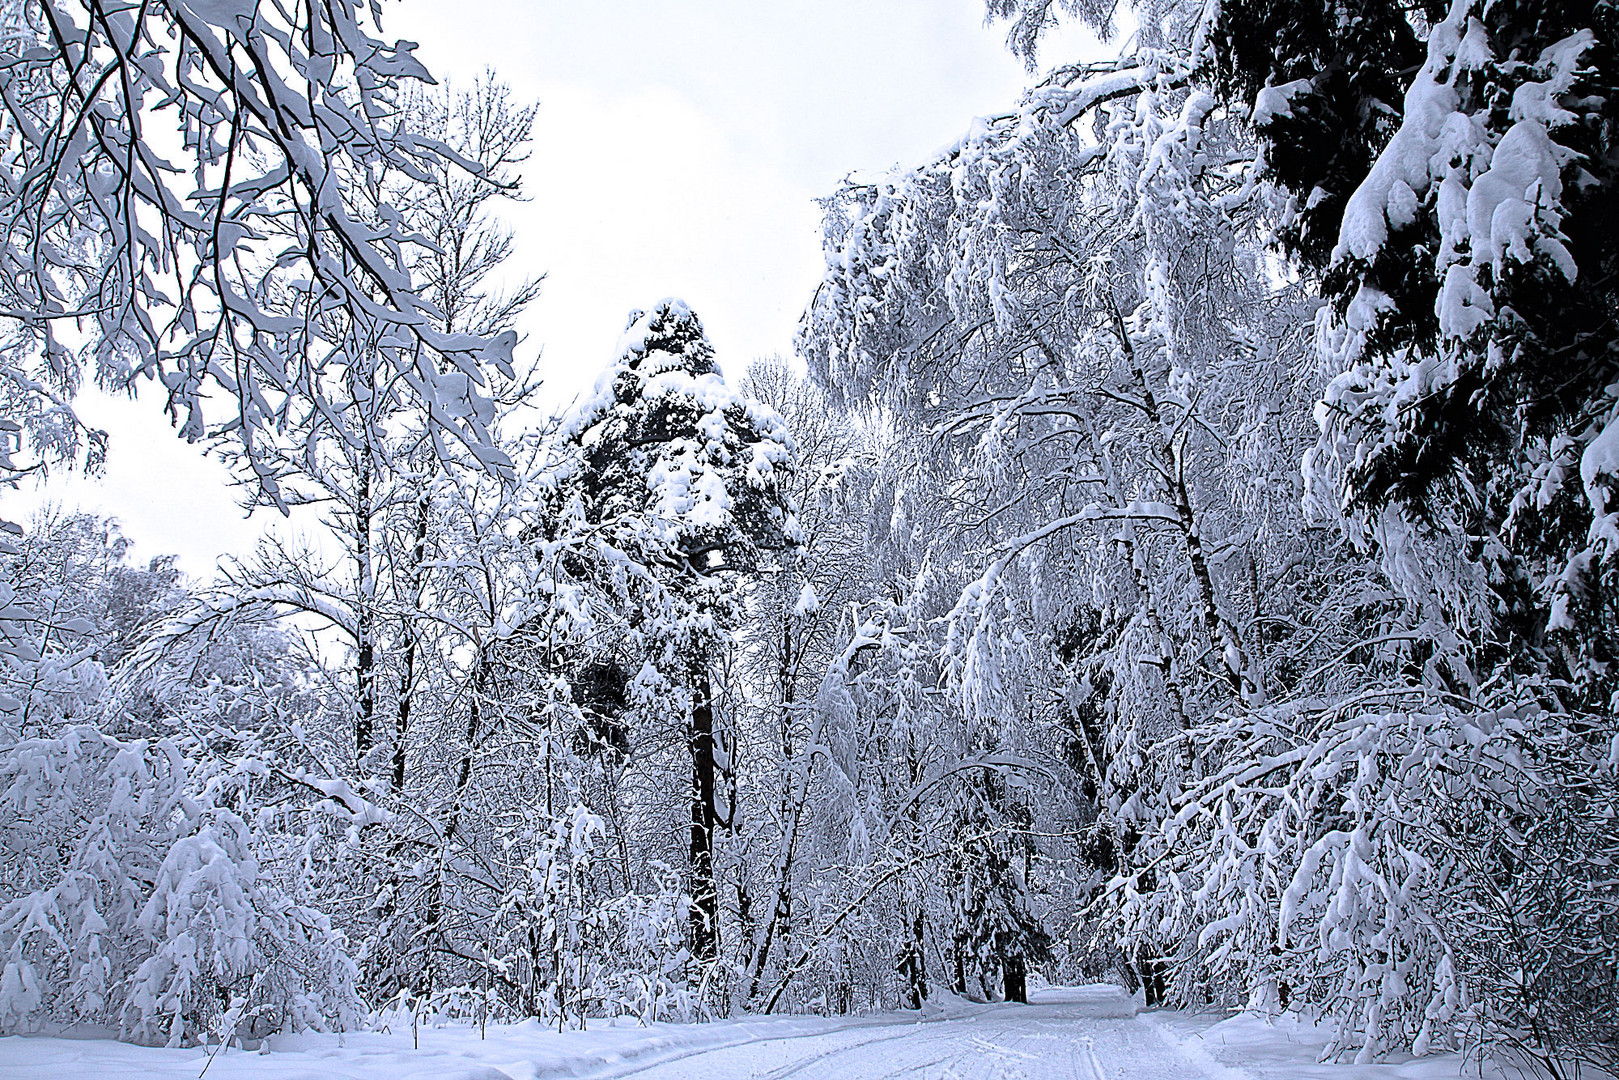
[0,985,1510,1080]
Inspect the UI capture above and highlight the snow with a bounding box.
[1582,412,1619,511]
[1147,1010,1528,1080]
[0,994,1056,1080]
[1251,79,1311,128]
[1331,0,1590,320]
[1464,119,1573,281]
[1582,409,1619,547]
[0,988,1544,1080]
[1331,0,1466,266]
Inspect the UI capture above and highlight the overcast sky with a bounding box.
[0,1,1100,577]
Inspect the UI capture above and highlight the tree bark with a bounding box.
[1106,301,1255,706]
[1002,953,1027,1004]
[689,671,720,965]
[1137,949,1167,1007]
[393,488,431,791]
[898,907,928,1008]
[745,607,805,1004]
[355,453,377,762]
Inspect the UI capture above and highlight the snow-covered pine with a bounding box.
[1196,0,1619,1064]
[546,300,800,992]
[1276,0,1619,706]
[1176,0,1619,1066]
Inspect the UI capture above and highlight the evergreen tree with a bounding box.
[556,301,799,971]
[1215,0,1619,701]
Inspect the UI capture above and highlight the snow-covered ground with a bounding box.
[0,986,1507,1080]
[1148,1011,1506,1080]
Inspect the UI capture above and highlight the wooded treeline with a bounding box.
[0,0,1613,1075]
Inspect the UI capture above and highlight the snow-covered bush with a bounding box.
[0,514,364,1046]
[0,723,362,1044]
[480,804,700,1028]
[1158,694,1618,1069]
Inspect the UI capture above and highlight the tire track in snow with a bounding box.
[1081,1036,1110,1080]
[598,986,1167,1079]
[595,1006,1019,1080]
[758,1026,945,1079]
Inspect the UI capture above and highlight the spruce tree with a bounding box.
[1215,0,1619,699]
[558,301,799,968]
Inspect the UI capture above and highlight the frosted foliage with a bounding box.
[801,0,1310,754]
[0,0,517,506]
[793,0,1619,1063]
[0,515,376,1047]
[0,726,361,1044]
[488,805,699,1028]
[1164,696,1619,1063]
[1311,0,1608,610]
[983,0,1120,67]
[564,299,799,568]
[803,0,1416,1031]
[1331,4,1586,321]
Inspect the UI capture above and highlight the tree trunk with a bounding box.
[689,671,720,965]
[1002,953,1027,1004]
[355,454,377,762]
[1137,949,1168,1007]
[425,646,493,979]
[745,608,805,1004]
[1107,301,1255,707]
[393,488,431,791]
[898,907,928,1008]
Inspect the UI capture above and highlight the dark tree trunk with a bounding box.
[355,457,376,762]
[1002,954,1027,1004]
[1137,950,1168,1007]
[393,489,431,791]
[898,907,928,1008]
[951,932,968,996]
[689,672,720,965]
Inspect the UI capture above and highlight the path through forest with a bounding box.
[0,985,1507,1080]
[604,986,1200,1080]
[0,986,1220,1080]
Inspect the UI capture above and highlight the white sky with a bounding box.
[0,0,1101,578]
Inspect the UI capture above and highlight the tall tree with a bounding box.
[555,301,798,972]
[211,75,539,772]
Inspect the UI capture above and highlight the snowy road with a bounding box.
[603,987,1202,1080]
[0,989,1500,1080]
[0,986,1252,1080]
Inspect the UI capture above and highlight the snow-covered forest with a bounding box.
[0,0,1614,1077]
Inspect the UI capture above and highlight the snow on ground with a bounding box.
[0,993,994,1080]
[0,985,1523,1080]
[1146,1010,1508,1080]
